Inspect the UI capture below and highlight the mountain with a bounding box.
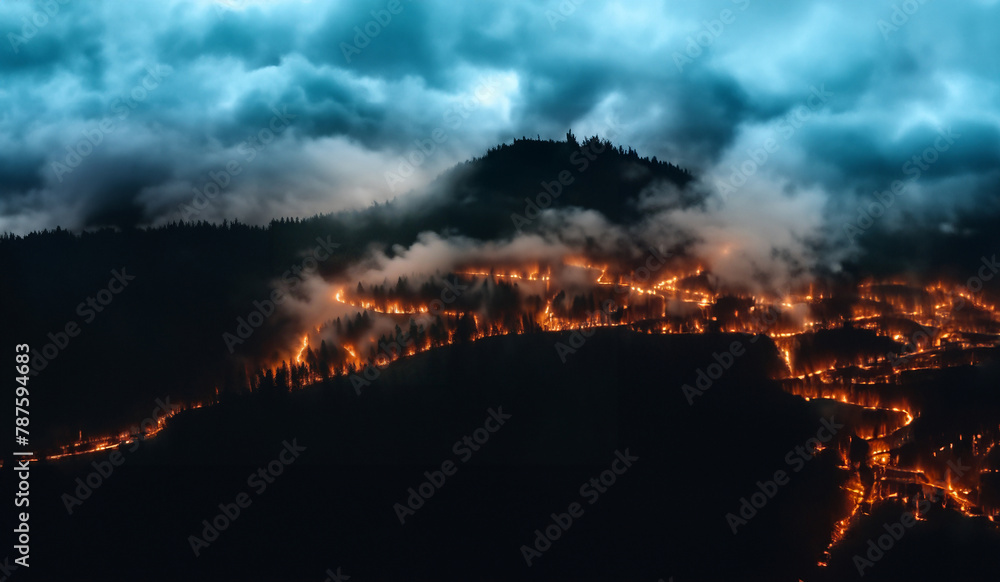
[26,329,852,581]
[404,133,695,239]
[0,136,695,445]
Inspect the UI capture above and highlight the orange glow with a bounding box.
[42,267,1000,554]
[295,334,309,364]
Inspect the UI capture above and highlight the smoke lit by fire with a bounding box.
[41,248,1000,568]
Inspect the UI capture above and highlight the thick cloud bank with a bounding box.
[1,0,998,269]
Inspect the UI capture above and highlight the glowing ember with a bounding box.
[42,263,1000,561]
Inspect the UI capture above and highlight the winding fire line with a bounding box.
[42,400,207,461]
[43,264,1000,564]
[801,378,996,566]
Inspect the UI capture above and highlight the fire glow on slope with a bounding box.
[41,259,1000,571]
[317,263,1000,568]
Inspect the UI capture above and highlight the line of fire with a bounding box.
[36,255,1000,566]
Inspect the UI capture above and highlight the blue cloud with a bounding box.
[0,0,997,245]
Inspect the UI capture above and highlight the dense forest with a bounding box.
[0,135,695,445]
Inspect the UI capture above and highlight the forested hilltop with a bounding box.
[0,135,694,445]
